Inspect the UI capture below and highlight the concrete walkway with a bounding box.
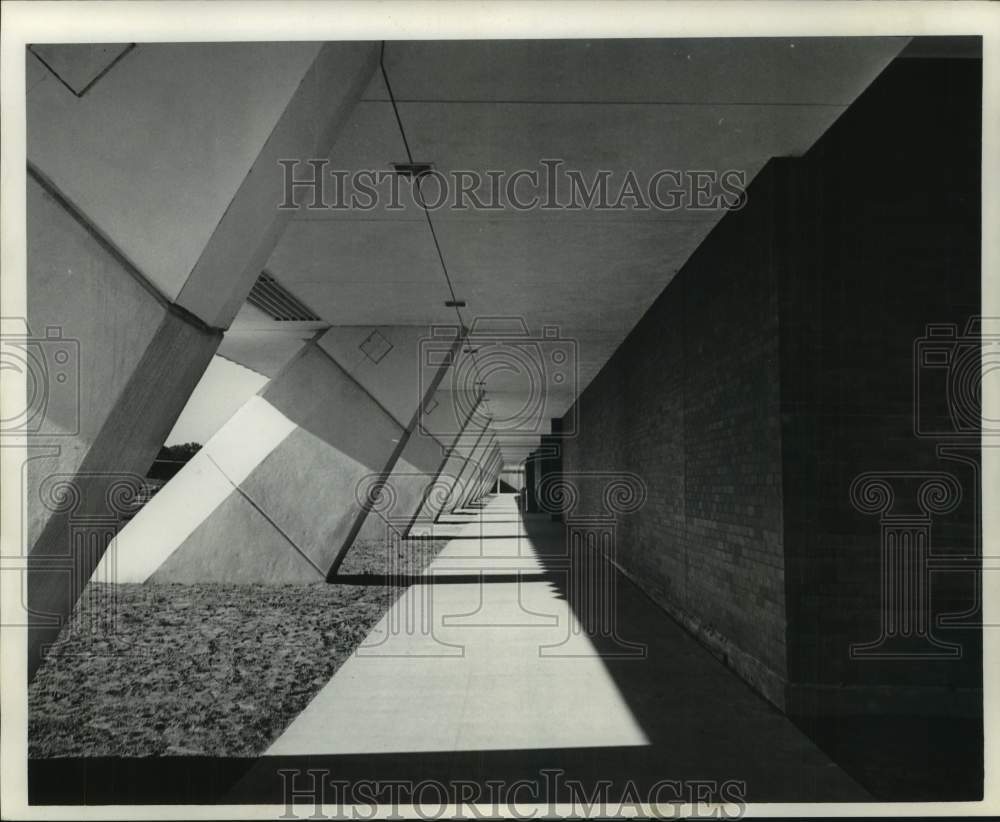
[263,494,869,801]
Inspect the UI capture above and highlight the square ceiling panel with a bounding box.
[29,43,134,97]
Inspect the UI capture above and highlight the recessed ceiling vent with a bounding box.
[247,272,320,322]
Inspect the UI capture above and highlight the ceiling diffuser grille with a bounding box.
[247,272,320,322]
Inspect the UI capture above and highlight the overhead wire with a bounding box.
[379,42,497,429]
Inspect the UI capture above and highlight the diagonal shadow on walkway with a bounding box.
[30,495,871,806]
[222,495,870,805]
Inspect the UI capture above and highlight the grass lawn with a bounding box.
[28,537,447,757]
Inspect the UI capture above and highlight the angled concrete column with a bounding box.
[104,325,466,583]
[461,456,488,507]
[486,448,502,480]
[412,409,490,526]
[450,432,494,512]
[477,451,500,502]
[385,388,487,536]
[333,381,487,572]
[463,446,492,506]
[471,449,497,503]
[22,42,378,677]
[437,423,492,517]
[465,446,501,507]
[445,432,497,514]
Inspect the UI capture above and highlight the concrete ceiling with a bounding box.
[27,42,324,304]
[226,37,908,464]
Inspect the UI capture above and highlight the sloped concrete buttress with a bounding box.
[116,325,476,583]
[24,43,378,679]
[410,402,489,527]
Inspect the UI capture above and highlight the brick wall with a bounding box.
[558,55,981,716]
[560,163,789,707]
[777,56,982,715]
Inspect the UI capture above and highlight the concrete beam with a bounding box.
[27,42,378,328]
[25,43,377,678]
[105,323,479,583]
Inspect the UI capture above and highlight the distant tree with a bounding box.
[148,442,202,480]
[161,442,202,462]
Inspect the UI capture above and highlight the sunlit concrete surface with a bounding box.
[267,494,648,755]
[23,41,381,676]
[95,396,299,582]
[266,495,866,803]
